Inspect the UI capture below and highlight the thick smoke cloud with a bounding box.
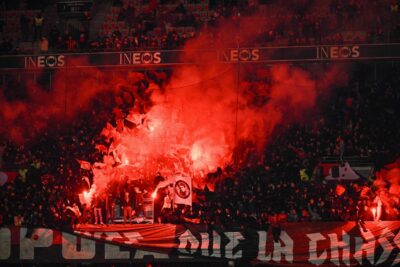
[374,160,400,219]
[0,58,145,143]
[0,11,350,194]
[89,42,348,193]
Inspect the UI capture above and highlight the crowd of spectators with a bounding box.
[161,62,400,226]
[0,61,399,229]
[1,0,400,54]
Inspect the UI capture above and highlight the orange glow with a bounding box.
[190,143,202,161]
[79,187,96,206]
[371,207,376,215]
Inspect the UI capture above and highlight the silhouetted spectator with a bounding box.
[33,12,44,41]
[19,14,30,42]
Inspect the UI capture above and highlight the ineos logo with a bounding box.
[316,45,360,59]
[219,49,260,62]
[24,55,65,68]
[119,52,162,65]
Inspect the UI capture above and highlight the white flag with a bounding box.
[174,174,192,206]
[325,162,360,181]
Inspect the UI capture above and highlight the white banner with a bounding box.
[174,174,192,206]
[325,162,360,181]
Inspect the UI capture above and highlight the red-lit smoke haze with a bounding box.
[90,60,348,193]
[374,159,400,219]
[0,58,147,143]
[0,12,350,194]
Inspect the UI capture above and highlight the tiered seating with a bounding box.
[3,9,40,42]
[99,0,209,39]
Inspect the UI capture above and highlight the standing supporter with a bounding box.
[122,191,133,224]
[134,187,144,217]
[78,29,88,50]
[160,187,173,222]
[82,11,92,35]
[33,12,44,41]
[66,35,78,51]
[268,212,281,242]
[106,192,116,224]
[121,37,131,50]
[20,13,30,41]
[49,26,60,50]
[125,3,136,32]
[93,194,104,224]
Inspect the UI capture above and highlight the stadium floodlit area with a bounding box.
[1,0,400,266]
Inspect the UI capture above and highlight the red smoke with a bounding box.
[374,159,400,219]
[90,60,347,192]
[0,57,152,143]
[0,13,350,193]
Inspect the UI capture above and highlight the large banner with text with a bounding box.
[1,222,400,265]
[1,43,400,70]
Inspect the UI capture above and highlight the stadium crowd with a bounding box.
[1,0,400,54]
[0,61,399,229]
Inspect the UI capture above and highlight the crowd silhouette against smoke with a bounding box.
[0,0,400,236]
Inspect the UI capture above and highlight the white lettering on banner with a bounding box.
[24,55,65,68]
[225,49,260,62]
[353,229,376,265]
[376,229,395,265]
[0,228,11,259]
[391,231,400,266]
[272,231,293,263]
[225,232,244,259]
[3,225,400,264]
[211,231,222,257]
[104,243,130,259]
[316,46,360,59]
[307,233,327,265]
[200,233,209,255]
[328,231,350,266]
[257,231,293,263]
[257,231,270,261]
[103,232,131,259]
[119,52,162,65]
[134,249,169,259]
[20,228,53,259]
[62,232,95,259]
[178,230,199,256]
[200,231,221,257]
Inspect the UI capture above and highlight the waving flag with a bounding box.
[325,162,360,181]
